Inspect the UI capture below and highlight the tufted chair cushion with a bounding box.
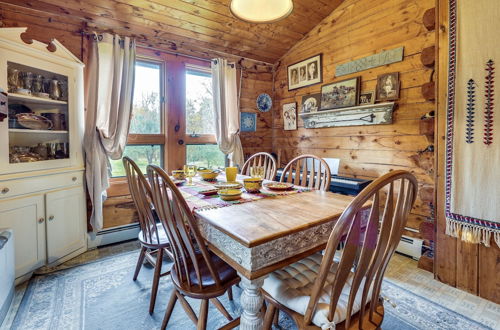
[262,253,371,329]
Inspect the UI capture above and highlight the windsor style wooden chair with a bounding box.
[262,170,418,329]
[280,154,332,191]
[122,157,173,314]
[241,152,277,180]
[147,165,240,330]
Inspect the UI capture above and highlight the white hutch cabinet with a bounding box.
[0,28,87,281]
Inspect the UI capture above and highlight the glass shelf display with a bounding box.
[7,61,70,164]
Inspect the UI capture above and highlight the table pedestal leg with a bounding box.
[238,274,267,330]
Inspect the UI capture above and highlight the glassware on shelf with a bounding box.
[19,72,33,95]
[32,74,43,95]
[49,78,62,100]
[7,68,19,93]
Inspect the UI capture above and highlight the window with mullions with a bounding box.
[185,68,226,169]
[110,60,164,177]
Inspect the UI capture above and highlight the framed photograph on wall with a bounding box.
[359,90,375,105]
[320,77,360,110]
[301,93,321,113]
[376,72,400,101]
[288,54,322,91]
[283,102,297,130]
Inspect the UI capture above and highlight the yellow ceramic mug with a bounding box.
[225,167,238,182]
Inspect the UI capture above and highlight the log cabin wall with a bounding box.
[271,0,436,243]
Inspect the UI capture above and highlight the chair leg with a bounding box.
[273,309,279,326]
[149,247,164,314]
[263,303,276,330]
[197,299,209,330]
[161,289,178,330]
[133,247,147,281]
[210,298,233,321]
[227,286,233,301]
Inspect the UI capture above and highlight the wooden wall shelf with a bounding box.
[299,102,395,129]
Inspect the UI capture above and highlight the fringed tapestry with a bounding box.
[446,0,500,247]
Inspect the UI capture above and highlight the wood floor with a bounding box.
[385,254,500,329]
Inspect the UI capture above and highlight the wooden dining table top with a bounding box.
[195,190,364,248]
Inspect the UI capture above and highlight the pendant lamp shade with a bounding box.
[230,0,294,23]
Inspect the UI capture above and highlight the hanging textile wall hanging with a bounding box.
[445,0,500,247]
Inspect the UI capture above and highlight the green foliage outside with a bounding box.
[109,67,226,177]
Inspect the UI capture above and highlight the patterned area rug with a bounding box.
[11,251,490,330]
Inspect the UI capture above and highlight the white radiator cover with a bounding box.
[0,229,14,326]
[396,235,423,260]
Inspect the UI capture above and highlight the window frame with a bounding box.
[184,65,227,167]
[108,56,166,195]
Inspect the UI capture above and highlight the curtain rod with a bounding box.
[80,31,270,67]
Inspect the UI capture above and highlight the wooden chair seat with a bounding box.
[138,223,170,249]
[262,253,372,328]
[172,250,239,297]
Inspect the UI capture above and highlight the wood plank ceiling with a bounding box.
[0,0,343,63]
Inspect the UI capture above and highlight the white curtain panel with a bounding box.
[211,58,244,167]
[84,33,136,231]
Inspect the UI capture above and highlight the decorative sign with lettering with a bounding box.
[335,47,404,77]
[299,102,395,129]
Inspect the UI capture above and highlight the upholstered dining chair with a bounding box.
[147,165,240,330]
[262,170,418,329]
[122,157,173,314]
[241,152,277,180]
[280,154,332,191]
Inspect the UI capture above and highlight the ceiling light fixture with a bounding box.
[230,0,294,24]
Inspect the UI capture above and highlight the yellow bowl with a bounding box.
[198,169,219,180]
[243,178,263,193]
[171,170,186,180]
[218,188,242,201]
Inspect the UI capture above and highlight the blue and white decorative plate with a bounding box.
[240,112,257,132]
[256,93,272,112]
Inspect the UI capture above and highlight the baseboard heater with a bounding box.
[396,234,423,260]
[87,223,140,249]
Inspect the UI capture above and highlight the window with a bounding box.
[185,67,226,169]
[110,60,164,177]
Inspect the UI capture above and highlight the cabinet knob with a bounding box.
[48,215,55,221]
[1,187,9,194]
[38,217,45,224]
[72,177,77,182]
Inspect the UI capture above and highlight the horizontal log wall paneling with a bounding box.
[271,0,437,240]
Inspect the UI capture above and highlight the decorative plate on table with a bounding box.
[256,93,272,112]
[264,182,294,191]
[213,182,243,190]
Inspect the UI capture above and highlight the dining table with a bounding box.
[178,175,368,330]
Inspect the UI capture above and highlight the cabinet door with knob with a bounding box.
[45,186,86,263]
[0,194,46,277]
